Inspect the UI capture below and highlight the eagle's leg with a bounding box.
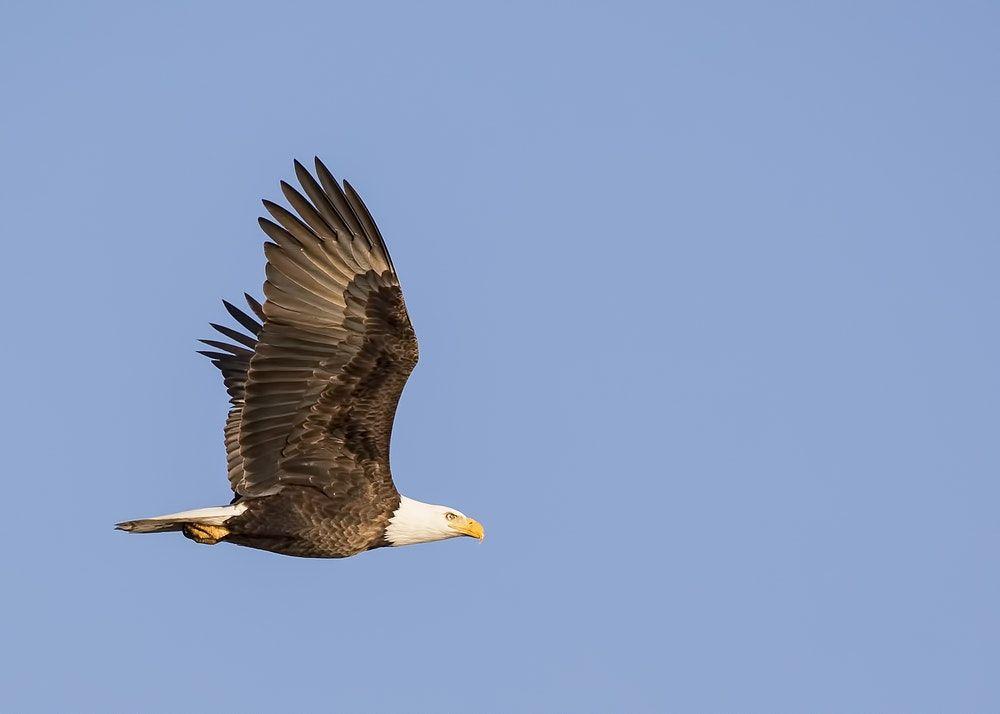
[183,523,229,545]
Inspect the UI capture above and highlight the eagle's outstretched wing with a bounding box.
[201,158,417,501]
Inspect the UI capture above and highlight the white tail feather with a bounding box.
[116,503,247,533]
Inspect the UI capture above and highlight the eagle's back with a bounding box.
[224,484,400,558]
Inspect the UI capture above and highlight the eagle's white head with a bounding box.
[384,495,485,547]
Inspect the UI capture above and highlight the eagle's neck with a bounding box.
[384,496,455,547]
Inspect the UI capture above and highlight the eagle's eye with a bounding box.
[445,512,457,521]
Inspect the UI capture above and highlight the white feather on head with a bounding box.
[385,496,484,546]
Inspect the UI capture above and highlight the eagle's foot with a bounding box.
[183,523,229,545]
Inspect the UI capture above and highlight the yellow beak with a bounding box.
[454,517,485,541]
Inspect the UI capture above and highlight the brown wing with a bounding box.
[235,158,418,500]
[197,294,265,492]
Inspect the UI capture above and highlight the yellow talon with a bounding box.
[183,523,229,545]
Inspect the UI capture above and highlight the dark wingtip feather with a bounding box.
[261,199,283,217]
[244,293,265,320]
[258,216,296,247]
[199,338,252,356]
[293,159,314,189]
[313,157,366,239]
[278,181,298,210]
[314,156,333,180]
[295,158,351,236]
[223,300,262,335]
[210,322,257,349]
[343,179,384,257]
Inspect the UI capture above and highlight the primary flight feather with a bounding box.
[116,158,484,558]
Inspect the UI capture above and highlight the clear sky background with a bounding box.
[2,1,998,711]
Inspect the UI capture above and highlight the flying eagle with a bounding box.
[116,159,484,558]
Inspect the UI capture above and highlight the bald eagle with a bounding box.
[116,159,484,558]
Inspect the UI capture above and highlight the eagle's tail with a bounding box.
[115,504,247,543]
[115,518,183,534]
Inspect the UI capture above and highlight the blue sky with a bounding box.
[2,1,998,711]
